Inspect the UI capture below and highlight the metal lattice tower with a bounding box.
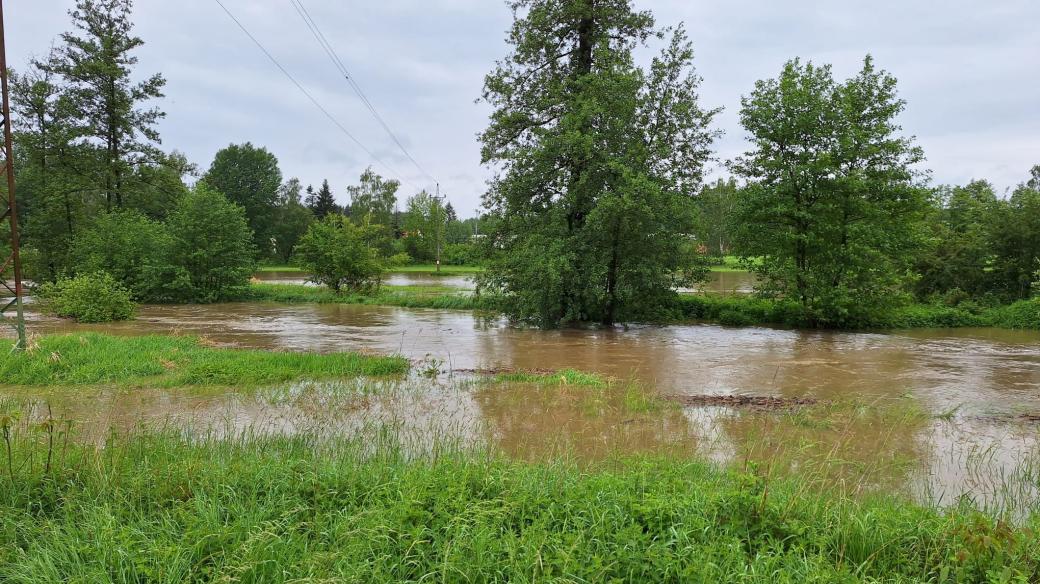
[0,0,28,350]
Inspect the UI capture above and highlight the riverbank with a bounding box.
[245,282,1040,331]
[0,333,408,387]
[675,294,1040,330]
[0,421,1035,581]
[0,333,1036,580]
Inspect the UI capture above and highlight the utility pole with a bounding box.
[0,0,27,350]
[433,182,444,273]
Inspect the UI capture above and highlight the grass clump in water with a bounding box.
[0,333,408,386]
[0,423,1036,582]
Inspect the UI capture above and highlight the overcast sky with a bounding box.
[10,1,1040,215]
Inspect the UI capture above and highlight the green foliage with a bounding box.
[306,179,339,220]
[696,178,740,259]
[732,57,928,327]
[42,0,167,211]
[401,190,445,262]
[36,272,135,323]
[69,210,191,302]
[0,333,407,386]
[346,167,399,227]
[166,185,256,302]
[479,5,717,326]
[441,242,482,266]
[989,180,1040,300]
[269,178,315,264]
[201,143,282,254]
[0,427,1036,582]
[294,216,390,293]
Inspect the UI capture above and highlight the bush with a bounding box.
[36,272,136,323]
[294,216,390,293]
[441,242,482,266]
[70,210,192,303]
[166,185,256,302]
[986,298,1040,329]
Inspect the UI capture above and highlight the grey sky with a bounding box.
[10,1,1040,215]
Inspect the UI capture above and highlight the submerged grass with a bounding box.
[0,333,408,387]
[0,421,1036,583]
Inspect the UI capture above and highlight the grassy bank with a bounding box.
[0,425,1035,582]
[674,294,1040,330]
[0,333,408,386]
[245,282,500,312]
[246,282,1040,331]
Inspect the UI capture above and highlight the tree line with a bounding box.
[7,0,484,304]
[8,0,1037,328]
[476,0,1039,327]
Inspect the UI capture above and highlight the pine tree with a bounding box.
[308,179,338,220]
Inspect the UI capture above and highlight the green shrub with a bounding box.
[70,210,193,303]
[294,215,391,293]
[36,272,136,323]
[986,298,1040,329]
[166,185,256,302]
[441,242,482,266]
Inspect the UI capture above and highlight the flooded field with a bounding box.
[255,269,757,294]
[8,300,1040,513]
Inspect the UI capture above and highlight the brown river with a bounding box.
[5,271,1039,513]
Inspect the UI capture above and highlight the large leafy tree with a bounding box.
[696,178,740,258]
[201,143,282,255]
[270,178,315,263]
[479,1,718,326]
[732,57,928,326]
[401,190,445,262]
[346,167,398,226]
[10,65,93,281]
[914,181,999,299]
[166,185,255,302]
[43,0,166,211]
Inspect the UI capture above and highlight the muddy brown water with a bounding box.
[7,300,1040,512]
[255,269,757,294]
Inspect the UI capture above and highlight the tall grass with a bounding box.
[0,333,408,386]
[0,416,1035,583]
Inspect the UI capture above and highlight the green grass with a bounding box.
[0,425,1035,582]
[708,255,753,273]
[0,333,408,387]
[256,265,304,272]
[673,294,1040,330]
[245,282,500,312]
[389,264,484,274]
[493,368,608,386]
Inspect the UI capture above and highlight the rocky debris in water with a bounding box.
[450,367,560,376]
[665,394,819,410]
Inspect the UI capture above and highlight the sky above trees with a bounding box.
[11,1,1039,214]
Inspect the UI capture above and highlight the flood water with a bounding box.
[255,269,757,294]
[7,297,1040,513]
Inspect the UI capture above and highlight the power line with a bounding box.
[288,0,438,186]
[210,0,409,186]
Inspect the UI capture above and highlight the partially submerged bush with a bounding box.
[294,215,391,293]
[36,272,136,323]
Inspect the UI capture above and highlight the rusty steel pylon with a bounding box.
[0,0,28,350]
